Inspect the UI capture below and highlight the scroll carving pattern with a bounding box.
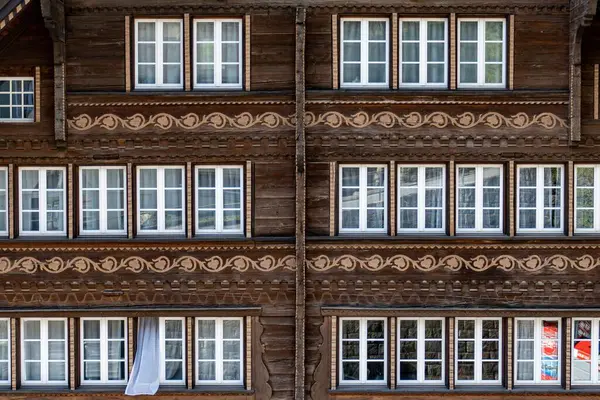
[67,111,568,131]
[308,254,600,273]
[0,255,296,274]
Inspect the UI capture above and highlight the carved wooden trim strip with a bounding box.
[509,15,515,90]
[0,243,294,252]
[184,14,191,92]
[68,164,74,239]
[507,317,513,390]
[392,14,398,90]
[34,66,41,123]
[450,13,456,90]
[128,317,134,375]
[186,316,193,389]
[329,161,336,237]
[332,14,338,90]
[186,162,192,239]
[330,316,337,390]
[389,317,396,389]
[509,160,515,237]
[390,161,396,236]
[565,317,571,390]
[595,64,599,119]
[10,318,16,390]
[245,316,252,390]
[8,164,13,239]
[308,243,600,250]
[245,14,251,91]
[69,317,75,390]
[246,160,252,238]
[569,161,574,237]
[127,163,133,239]
[448,317,455,389]
[125,16,131,93]
[449,160,455,236]
[0,0,31,33]
[70,100,295,107]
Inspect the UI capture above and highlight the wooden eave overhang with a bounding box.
[0,0,31,33]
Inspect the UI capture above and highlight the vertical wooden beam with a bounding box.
[35,66,41,122]
[246,160,252,238]
[294,8,306,400]
[245,317,252,390]
[568,161,574,237]
[332,14,338,89]
[391,14,398,89]
[595,64,599,119]
[184,14,191,91]
[67,164,73,239]
[125,16,131,92]
[127,163,133,239]
[389,317,396,389]
[10,318,16,390]
[564,317,571,390]
[329,161,336,236]
[509,15,515,90]
[186,162,192,239]
[186,317,193,389]
[509,160,515,237]
[448,317,455,389]
[507,318,513,390]
[390,161,396,236]
[8,164,13,239]
[450,13,456,90]
[245,14,251,91]
[128,317,134,375]
[69,317,76,390]
[449,160,455,236]
[330,316,337,390]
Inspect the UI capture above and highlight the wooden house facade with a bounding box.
[0,0,598,399]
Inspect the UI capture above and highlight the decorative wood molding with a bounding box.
[252,317,272,400]
[332,14,338,90]
[509,160,515,237]
[569,161,574,237]
[310,317,330,400]
[330,316,337,390]
[127,317,134,376]
[448,317,455,390]
[186,162,192,239]
[8,164,13,240]
[70,100,295,107]
[184,14,191,92]
[245,14,251,92]
[186,316,193,389]
[125,16,131,93]
[245,316,252,390]
[329,161,336,237]
[0,0,31,32]
[0,243,294,253]
[506,317,513,390]
[565,317,572,390]
[10,318,16,390]
[308,242,600,251]
[67,164,73,239]
[509,15,515,90]
[392,14,398,90]
[127,163,133,239]
[35,66,41,123]
[246,160,252,238]
[450,13,456,90]
[390,161,396,236]
[389,317,396,389]
[449,160,455,236]
[595,64,599,119]
[69,317,75,390]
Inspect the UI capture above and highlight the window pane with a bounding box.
[366,209,384,229]
[165,361,182,380]
[48,321,65,339]
[198,169,216,188]
[223,168,241,187]
[366,361,384,381]
[138,65,156,84]
[197,210,216,230]
[368,21,386,40]
[399,209,417,229]
[198,190,216,209]
[425,320,442,338]
[139,169,157,188]
[399,362,417,380]
[25,362,41,381]
[223,320,241,339]
[519,188,536,208]
[460,22,478,40]
[197,22,214,41]
[343,64,360,84]
[402,43,419,62]
[399,188,417,208]
[577,210,594,229]
[83,342,100,360]
[198,361,215,380]
[425,209,442,229]
[428,43,444,62]
[485,43,502,62]
[342,210,359,229]
[164,210,183,230]
[485,64,502,84]
[402,64,419,83]
[197,43,214,63]
[427,64,444,83]
[482,362,499,381]
[485,22,503,41]
[483,188,500,208]
[83,320,100,339]
[482,209,500,229]
[222,22,239,41]
[197,65,214,84]
[138,22,155,41]
[163,43,181,63]
[163,65,181,84]
[138,43,155,63]
[48,342,65,360]
[342,342,359,359]
[460,64,477,83]
[165,190,182,209]
[165,341,182,359]
[427,21,445,40]
[223,361,240,381]
[82,169,99,189]
[342,320,359,339]
[577,188,594,208]
[198,320,215,339]
[222,43,239,63]
[198,341,215,359]
[543,209,561,229]
[166,320,183,339]
[108,361,126,381]
[342,362,359,380]
[577,168,594,187]
[163,22,181,41]
[343,21,361,41]
[402,22,419,41]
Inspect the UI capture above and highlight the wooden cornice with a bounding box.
[0,0,31,33]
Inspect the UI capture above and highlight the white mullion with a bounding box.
[418,320,424,383]
[101,320,108,383]
[361,20,368,85]
[41,320,48,383]
[215,21,222,85]
[216,319,223,383]
[216,168,223,232]
[418,168,425,231]
[596,168,600,230]
[359,167,366,231]
[595,320,600,383]
[156,22,163,86]
[360,319,366,383]
[420,22,427,85]
[537,168,544,231]
[100,169,107,233]
[477,22,484,85]
[40,170,47,234]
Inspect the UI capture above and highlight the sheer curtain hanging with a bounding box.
[125,317,160,396]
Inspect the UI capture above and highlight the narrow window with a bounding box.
[19,167,66,236]
[572,319,600,384]
[397,318,444,385]
[340,18,389,87]
[81,318,127,384]
[339,165,387,233]
[80,167,127,235]
[399,19,447,87]
[0,319,10,385]
[574,165,600,232]
[455,318,502,385]
[159,317,186,385]
[0,168,8,236]
[137,166,185,234]
[196,318,243,385]
[397,165,445,233]
[196,166,243,234]
[515,318,561,384]
[458,19,505,88]
[339,318,386,385]
[0,78,34,121]
[135,19,183,89]
[517,165,563,233]
[21,318,67,385]
[456,165,503,233]
[195,19,243,88]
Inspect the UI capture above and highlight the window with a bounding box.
[195,19,243,88]
[339,165,387,233]
[0,78,34,121]
[80,167,127,235]
[21,318,67,385]
[0,168,7,235]
[137,166,185,234]
[458,19,505,87]
[397,318,444,385]
[399,19,447,87]
[574,165,600,232]
[0,319,9,385]
[340,18,389,87]
[81,318,127,384]
[517,165,563,233]
[19,167,66,236]
[196,318,243,385]
[515,318,560,385]
[572,319,600,384]
[455,318,501,385]
[339,318,386,384]
[196,166,243,234]
[159,318,186,385]
[397,165,445,233]
[135,19,183,88]
[456,165,503,233]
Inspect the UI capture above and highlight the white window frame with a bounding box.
[196,317,244,385]
[194,19,243,89]
[456,164,503,233]
[457,18,506,88]
[20,318,68,386]
[397,317,445,385]
[0,77,34,122]
[455,318,502,385]
[339,164,388,233]
[136,166,185,235]
[19,167,67,236]
[397,164,446,233]
[516,165,564,233]
[80,318,127,385]
[134,19,184,89]
[79,166,127,236]
[571,318,600,385]
[574,165,600,233]
[514,317,561,385]
[340,17,389,88]
[0,319,10,385]
[158,317,186,385]
[339,317,387,385]
[195,166,244,234]
[0,167,8,236]
[399,18,448,88]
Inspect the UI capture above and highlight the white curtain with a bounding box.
[125,317,160,396]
